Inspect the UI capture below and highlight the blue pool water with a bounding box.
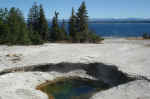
[39,78,109,99]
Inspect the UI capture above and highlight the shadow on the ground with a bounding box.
[0,62,135,87]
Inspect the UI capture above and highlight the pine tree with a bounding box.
[28,24,43,45]
[27,2,44,44]
[50,11,61,41]
[38,4,49,41]
[16,9,31,45]
[0,8,8,23]
[0,19,9,44]
[0,8,9,43]
[76,1,89,42]
[27,2,40,33]
[7,7,20,44]
[69,8,78,42]
[60,19,67,40]
[7,7,31,45]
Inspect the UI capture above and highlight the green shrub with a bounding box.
[30,32,43,45]
[88,31,104,43]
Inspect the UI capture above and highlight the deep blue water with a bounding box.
[50,23,150,37]
[40,78,108,99]
[88,23,150,37]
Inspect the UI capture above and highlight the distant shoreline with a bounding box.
[102,36,150,40]
[88,22,150,24]
[61,22,150,24]
[55,20,150,24]
[50,20,150,24]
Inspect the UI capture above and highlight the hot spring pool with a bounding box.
[38,77,109,99]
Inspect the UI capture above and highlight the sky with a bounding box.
[0,0,150,19]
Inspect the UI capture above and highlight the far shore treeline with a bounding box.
[0,2,103,45]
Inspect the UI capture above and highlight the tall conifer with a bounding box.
[27,2,40,33]
[0,8,9,43]
[76,1,89,42]
[27,2,44,44]
[60,19,67,40]
[69,8,78,42]
[50,11,61,41]
[7,7,31,44]
[38,4,49,41]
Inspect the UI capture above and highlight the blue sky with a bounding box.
[0,0,150,19]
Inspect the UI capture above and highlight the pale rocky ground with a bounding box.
[0,38,150,99]
[91,80,150,99]
[0,70,94,99]
[0,38,150,78]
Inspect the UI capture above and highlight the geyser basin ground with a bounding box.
[0,38,150,79]
[0,38,150,99]
[0,62,135,99]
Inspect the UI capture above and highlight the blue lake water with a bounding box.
[88,23,150,37]
[50,23,150,37]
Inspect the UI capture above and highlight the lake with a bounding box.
[88,23,150,37]
[50,23,150,37]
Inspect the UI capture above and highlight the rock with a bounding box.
[0,38,150,79]
[91,80,150,99]
[0,70,94,99]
